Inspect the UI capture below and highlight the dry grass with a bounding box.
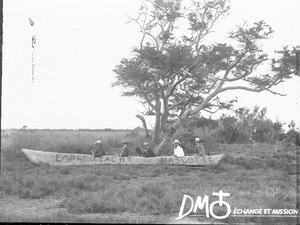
[0,129,298,224]
[0,210,169,223]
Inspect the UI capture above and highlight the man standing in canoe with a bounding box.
[120,140,129,157]
[135,142,156,157]
[194,138,207,156]
[172,140,185,157]
[91,140,106,158]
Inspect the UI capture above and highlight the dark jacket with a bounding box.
[92,147,106,157]
[195,143,206,155]
[120,145,129,157]
[136,147,156,158]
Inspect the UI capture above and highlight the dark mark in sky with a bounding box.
[296,50,300,76]
[28,18,35,26]
[29,18,36,83]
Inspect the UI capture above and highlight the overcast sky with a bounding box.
[2,0,300,130]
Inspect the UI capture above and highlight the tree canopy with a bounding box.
[113,0,299,155]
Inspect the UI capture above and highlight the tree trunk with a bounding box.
[136,114,150,138]
[154,126,179,155]
[154,113,187,155]
[152,111,161,148]
[154,136,168,156]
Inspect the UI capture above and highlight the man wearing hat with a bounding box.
[120,140,129,157]
[91,140,106,158]
[135,142,156,157]
[194,138,206,156]
[172,140,184,157]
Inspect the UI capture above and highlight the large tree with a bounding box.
[113,0,299,155]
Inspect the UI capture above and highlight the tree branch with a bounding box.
[168,96,187,111]
[219,86,286,96]
[166,70,190,98]
[225,58,268,82]
[138,87,156,111]
[136,114,151,138]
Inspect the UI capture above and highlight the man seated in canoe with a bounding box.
[194,138,207,156]
[91,140,106,158]
[135,142,156,157]
[119,140,129,157]
[172,139,185,157]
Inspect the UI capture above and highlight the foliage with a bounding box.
[285,121,300,146]
[232,106,285,143]
[186,116,219,129]
[113,0,299,154]
[216,115,243,143]
[170,105,296,146]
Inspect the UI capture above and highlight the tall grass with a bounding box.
[0,129,298,224]
[2,129,146,160]
[0,210,169,223]
[63,180,183,215]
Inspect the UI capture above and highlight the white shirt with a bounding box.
[173,145,184,157]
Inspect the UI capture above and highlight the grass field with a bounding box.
[0,129,299,224]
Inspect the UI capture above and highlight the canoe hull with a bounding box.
[21,149,224,166]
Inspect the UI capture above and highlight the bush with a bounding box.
[173,126,223,155]
[215,116,245,143]
[284,121,300,146]
[172,127,195,154]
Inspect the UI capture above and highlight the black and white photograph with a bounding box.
[1,0,299,224]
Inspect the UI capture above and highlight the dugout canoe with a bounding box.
[21,148,224,166]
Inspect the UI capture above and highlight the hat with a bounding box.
[95,140,102,145]
[173,140,181,144]
[121,140,128,144]
[195,138,204,143]
[143,142,150,147]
